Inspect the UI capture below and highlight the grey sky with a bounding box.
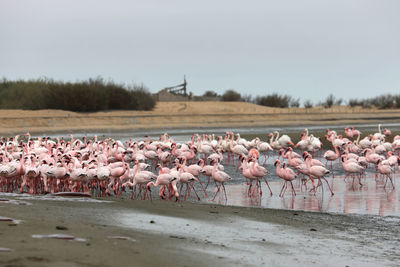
[1,0,399,104]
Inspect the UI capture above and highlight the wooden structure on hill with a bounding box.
[154,76,191,102]
[154,76,219,102]
[164,76,187,96]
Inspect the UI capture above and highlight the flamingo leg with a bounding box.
[279,181,287,197]
[191,183,201,201]
[322,177,334,196]
[221,183,228,200]
[197,178,208,197]
[290,181,296,196]
[263,177,273,196]
[211,183,221,201]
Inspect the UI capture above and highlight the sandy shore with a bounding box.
[1,195,399,266]
[1,102,400,135]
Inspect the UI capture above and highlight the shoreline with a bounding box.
[1,195,399,266]
[1,101,400,135]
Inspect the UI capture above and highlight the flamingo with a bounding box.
[323,145,341,175]
[210,160,232,201]
[341,156,364,187]
[377,159,395,188]
[274,131,294,148]
[248,156,273,196]
[274,160,297,197]
[304,154,334,196]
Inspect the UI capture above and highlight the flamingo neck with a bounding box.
[305,157,311,170]
[275,132,280,141]
[335,146,340,157]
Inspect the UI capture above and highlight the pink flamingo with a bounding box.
[210,160,232,201]
[323,145,341,176]
[239,158,261,196]
[377,159,395,188]
[248,157,273,196]
[304,154,334,196]
[274,160,297,197]
[341,156,364,187]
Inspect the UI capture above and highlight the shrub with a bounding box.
[303,100,313,108]
[203,90,218,97]
[348,99,361,107]
[222,89,241,101]
[255,93,297,108]
[0,77,155,112]
[321,94,342,108]
[241,94,253,103]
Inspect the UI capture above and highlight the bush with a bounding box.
[290,98,300,107]
[303,100,313,108]
[255,93,298,108]
[203,90,218,97]
[321,94,342,108]
[222,89,241,101]
[348,99,361,107]
[128,84,155,111]
[241,94,253,103]
[0,77,155,112]
[347,94,400,109]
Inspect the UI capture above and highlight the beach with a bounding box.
[1,194,399,267]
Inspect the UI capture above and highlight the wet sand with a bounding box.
[1,194,399,267]
[1,102,400,135]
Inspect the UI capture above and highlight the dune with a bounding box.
[0,101,399,135]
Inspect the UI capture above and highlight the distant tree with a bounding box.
[241,94,253,103]
[221,89,241,101]
[203,90,218,97]
[394,95,400,108]
[303,100,313,108]
[290,98,300,108]
[322,94,342,108]
[255,93,292,108]
[322,94,334,108]
[128,83,155,110]
[0,77,155,112]
[348,99,361,107]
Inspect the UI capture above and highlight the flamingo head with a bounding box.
[274,159,280,166]
[302,152,310,160]
[169,177,177,183]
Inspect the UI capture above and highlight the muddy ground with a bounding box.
[1,195,399,267]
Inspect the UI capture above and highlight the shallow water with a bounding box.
[116,210,388,266]
[28,123,400,217]
[204,175,399,217]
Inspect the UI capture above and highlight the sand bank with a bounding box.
[1,102,400,135]
[1,195,399,266]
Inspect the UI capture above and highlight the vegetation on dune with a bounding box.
[1,77,399,111]
[219,89,400,110]
[348,94,400,109]
[255,93,300,108]
[221,89,241,102]
[0,78,155,112]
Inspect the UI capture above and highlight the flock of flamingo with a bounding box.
[0,124,398,202]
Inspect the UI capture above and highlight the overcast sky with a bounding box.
[1,0,399,104]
